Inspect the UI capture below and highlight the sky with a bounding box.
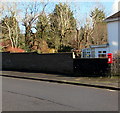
[1,0,119,33]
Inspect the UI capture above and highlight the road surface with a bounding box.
[2,77,118,111]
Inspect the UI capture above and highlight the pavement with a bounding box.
[1,70,120,90]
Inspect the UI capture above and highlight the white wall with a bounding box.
[107,21,119,53]
[118,21,120,51]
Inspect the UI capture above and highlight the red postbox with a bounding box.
[107,53,113,64]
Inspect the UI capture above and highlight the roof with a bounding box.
[90,44,109,48]
[82,44,109,51]
[105,11,120,22]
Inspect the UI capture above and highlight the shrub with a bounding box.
[58,45,73,52]
[5,47,25,53]
[110,51,120,76]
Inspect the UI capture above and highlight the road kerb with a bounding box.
[1,74,120,91]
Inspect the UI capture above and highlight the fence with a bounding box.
[2,52,73,75]
[73,58,110,76]
[2,52,110,76]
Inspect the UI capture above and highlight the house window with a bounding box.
[103,51,106,53]
[98,51,102,53]
[98,54,106,58]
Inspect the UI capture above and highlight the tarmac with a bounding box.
[1,70,120,91]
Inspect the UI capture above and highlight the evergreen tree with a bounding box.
[49,3,76,51]
[36,13,49,40]
[90,8,108,45]
[90,8,105,23]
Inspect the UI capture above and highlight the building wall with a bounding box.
[81,48,91,58]
[107,21,119,53]
[82,47,109,58]
[94,47,109,58]
[2,52,73,74]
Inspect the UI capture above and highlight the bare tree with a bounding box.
[50,3,76,51]
[79,7,107,50]
[0,3,20,49]
[90,7,107,45]
[22,1,48,49]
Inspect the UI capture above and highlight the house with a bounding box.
[81,44,109,58]
[105,11,120,54]
[81,11,120,58]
